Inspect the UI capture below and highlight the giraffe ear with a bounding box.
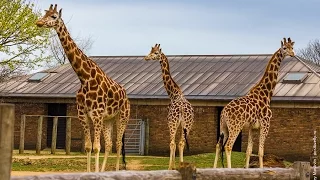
[291,41,295,46]
[59,8,62,18]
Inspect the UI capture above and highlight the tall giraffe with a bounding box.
[213,38,295,168]
[144,44,194,170]
[36,4,130,172]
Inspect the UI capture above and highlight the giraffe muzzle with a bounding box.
[144,57,151,61]
[35,20,45,27]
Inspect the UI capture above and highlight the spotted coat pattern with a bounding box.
[213,38,295,168]
[36,4,130,172]
[144,44,194,170]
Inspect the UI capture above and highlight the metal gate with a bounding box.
[124,119,145,155]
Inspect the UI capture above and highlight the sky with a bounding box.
[35,0,320,56]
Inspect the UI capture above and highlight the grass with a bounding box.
[12,150,281,172]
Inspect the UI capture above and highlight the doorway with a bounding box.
[47,103,67,149]
[217,106,242,152]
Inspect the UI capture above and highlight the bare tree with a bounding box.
[297,39,320,66]
[46,32,93,68]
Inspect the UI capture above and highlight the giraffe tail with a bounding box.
[122,133,126,169]
[183,128,190,152]
[219,133,228,168]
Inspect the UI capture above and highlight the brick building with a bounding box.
[0,54,319,162]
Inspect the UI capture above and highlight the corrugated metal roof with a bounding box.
[0,54,320,101]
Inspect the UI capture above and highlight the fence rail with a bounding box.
[10,162,315,180]
[0,104,15,180]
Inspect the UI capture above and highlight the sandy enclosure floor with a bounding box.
[11,171,69,176]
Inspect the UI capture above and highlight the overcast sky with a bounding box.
[37,0,320,56]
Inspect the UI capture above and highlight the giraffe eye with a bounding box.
[51,15,57,19]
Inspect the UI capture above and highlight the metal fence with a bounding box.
[124,119,145,155]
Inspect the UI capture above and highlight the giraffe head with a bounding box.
[144,44,162,61]
[36,4,62,28]
[280,37,295,57]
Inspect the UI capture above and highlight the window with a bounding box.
[282,72,308,84]
[28,72,49,82]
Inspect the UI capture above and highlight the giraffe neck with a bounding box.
[248,49,284,101]
[159,53,183,100]
[54,20,94,84]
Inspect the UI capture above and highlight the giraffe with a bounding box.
[213,38,295,168]
[144,44,194,170]
[36,4,130,172]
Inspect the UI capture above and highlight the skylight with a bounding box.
[282,72,308,84]
[28,72,49,82]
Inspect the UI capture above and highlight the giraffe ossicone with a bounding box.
[36,4,131,172]
[144,44,194,170]
[213,37,295,168]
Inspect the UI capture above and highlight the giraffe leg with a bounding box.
[101,119,114,172]
[225,133,239,168]
[258,135,265,168]
[258,127,269,168]
[245,127,253,168]
[213,143,220,168]
[225,146,232,168]
[115,123,126,171]
[168,107,178,170]
[178,127,185,163]
[92,117,103,172]
[168,137,176,170]
[115,102,130,171]
[77,107,92,172]
[168,120,177,170]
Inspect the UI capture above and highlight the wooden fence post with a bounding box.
[51,117,58,154]
[293,161,310,180]
[36,115,43,154]
[19,114,25,154]
[65,117,71,155]
[178,162,196,180]
[0,104,15,180]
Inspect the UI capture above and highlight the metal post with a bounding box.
[145,118,149,155]
[140,120,145,155]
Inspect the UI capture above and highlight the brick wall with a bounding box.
[241,108,320,161]
[131,105,217,155]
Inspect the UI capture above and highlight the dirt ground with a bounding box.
[11,154,143,177]
[11,171,68,176]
